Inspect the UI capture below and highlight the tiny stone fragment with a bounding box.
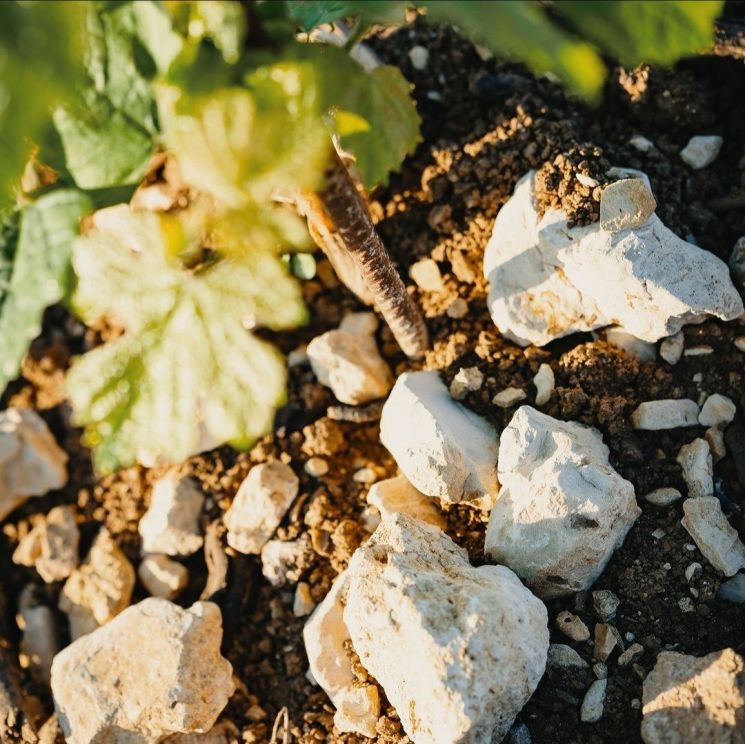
[681,497,745,576]
[533,363,554,406]
[408,44,429,70]
[446,298,468,319]
[409,258,444,292]
[698,394,736,427]
[618,643,644,667]
[449,366,484,400]
[631,399,700,430]
[644,487,682,507]
[260,535,311,586]
[492,387,527,408]
[138,554,188,600]
[677,439,713,498]
[680,135,723,170]
[705,427,727,462]
[556,611,590,642]
[594,623,617,662]
[293,582,316,617]
[659,332,684,365]
[304,457,329,477]
[629,135,654,153]
[592,590,620,622]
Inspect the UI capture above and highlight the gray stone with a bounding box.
[580,679,607,723]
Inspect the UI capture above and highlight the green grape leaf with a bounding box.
[0,190,91,391]
[67,210,307,472]
[287,1,406,32]
[192,1,247,63]
[423,1,606,101]
[555,0,724,68]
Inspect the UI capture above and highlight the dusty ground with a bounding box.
[3,14,745,744]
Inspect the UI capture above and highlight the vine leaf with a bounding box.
[287,1,406,33]
[66,210,307,473]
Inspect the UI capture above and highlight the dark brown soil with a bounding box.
[3,14,745,744]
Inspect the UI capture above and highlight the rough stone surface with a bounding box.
[485,406,640,597]
[380,371,499,504]
[307,324,393,405]
[223,462,299,554]
[484,171,742,346]
[139,472,204,556]
[592,590,620,622]
[51,599,234,744]
[698,394,736,427]
[642,649,745,743]
[260,535,311,586]
[450,366,484,400]
[556,611,590,642]
[631,399,700,430]
[681,498,745,576]
[660,332,684,365]
[680,135,723,170]
[367,474,446,530]
[677,439,713,498]
[533,364,554,406]
[645,487,683,507]
[599,178,656,232]
[303,571,379,738]
[59,528,135,640]
[344,515,548,744]
[0,408,68,521]
[580,679,607,724]
[138,554,189,600]
[12,505,79,582]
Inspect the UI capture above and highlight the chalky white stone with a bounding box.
[485,406,640,597]
[580,679,607,723]
[630,399,700,430]
[0,408,68,521]
[409,257,444,292]
[380,371,499,504]
[484,171,742,347]
[366,474,446,530]
[644,488,682,507]
[51,599,234,744]
[680,135,723,170]
[492,387,527,408]
[224,462,299,554]
[698,393,736,427]
[449,366,484,400]
[676,439,713,499]
[138,554,188,600]
[533,363,554,406]
[659,332,684,365]
[681,498,745,576]
[599,178,656,232]
[344,515,548,744]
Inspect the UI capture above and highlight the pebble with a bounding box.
[677,439,713,498]
[555,611,590,642]
[681,497,745,576]
[138,554,188,600]
[139,472,204,557]
[718,573,745,603]
[594,624,617,662]
[485,407,639,597]
[304,457,329,477]
[630,399,700,430]
[367,473,446,530]
[293,582,316,617]
[599,178,656,232]
[352,467,377,484]
[492,386,527,408]
[51,599,234,743]
[659,332,684,365]
[380,371,499,504]
[679,135,723,170]
[705,426,727,462]
[644,487,682,507]
[735,336,745,352]
[592,590,620,622]
[580,679,607,723]
[678,597,694,613]
[59,528,135,640]
[642,649,745,742]
[698,393,736,427]
[344,515,549,744]
[12,505,79,583]
[629,135,654,153]
[593,662,608,679]
[408,44,429,70]
[307,323,393,405]
[684,345,713,356]
[547,643,588,669]
[409,257,444,292]
[651,528,666,539]
[449,366,484,400]
[260,535,311,586]
[533,363,554,406]
[223,462,299,554]
[685,562,702,583]
[446,297,468,319]
[618,643,644,667]
[729,235,745,289]
[604,327,657,361]
[0,408,68,521]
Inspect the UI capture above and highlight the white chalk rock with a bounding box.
[580,679,607,723]
[307,323,393,405]
[642,649,745,743]
[138,554,188,599]
[599,178,656,232]
[629,135,654,153]
[631,399,700,430]
[59,528,135,640]
[380,371,499,504]
[449,366,484,400]
[408,45,429,70]
[0,408,68,521]
[485,406,640,598]
[223,462,299,554]
[644,487,682,507]
[12,505,79,583]
[698,393,736,427]
[139,471,204,557]
[484,171,743,346]
[260,535,311,586]
[409,258,444,292]
[677,439,713,498]
[303,571,380,738]
[659,332,684,365]
[51,599,234,744]
[681,497,745,576]
[492,387,527,408]
[367,474,446,530]
[533,363,554,406]
[344,514,549,744]
[680,135,723,170]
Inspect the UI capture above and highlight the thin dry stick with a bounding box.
[270,706,290,744]
[316,150,429,359]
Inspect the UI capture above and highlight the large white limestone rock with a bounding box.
[380,371,499,504]
[303,571,380,738]
[139,471,204,557]
[0,408,68,521]
[59,528,135,640]
[642,649,745,743]
[51,599,234,744]
[344,515,548,744]
[224,462,299,554]
[484,171,743,347]
[485,406,640,598]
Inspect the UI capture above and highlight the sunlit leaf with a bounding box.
[287,0,406,32]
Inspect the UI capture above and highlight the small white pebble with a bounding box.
[426,90,442,102]
[684,346,713,356]
[293,582,316,617]
[645,487,682,507]
[659,332,684,365]
[734,336,745,352]
[450,367,484,400]
[492,387,527,408]
[678,597,694,613]
[409,258,443,292]
[304,457,329,477]
[680,135,723,170]
[555,611,590,642]
[580,679,607,723]
[446,297,468,319]
[685,562,702,582]
[629,135,654,153]
[677,439,713,498]
[698,394,736,427]
[663,562,672,570]
[577,173,599,188]
[685,543,697,552]
[533,363,554,406]
[353,467,377,484]
[651,528,666,539]
[692,372,704,384]
[408,45,429,70]
[631,698,641,710]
